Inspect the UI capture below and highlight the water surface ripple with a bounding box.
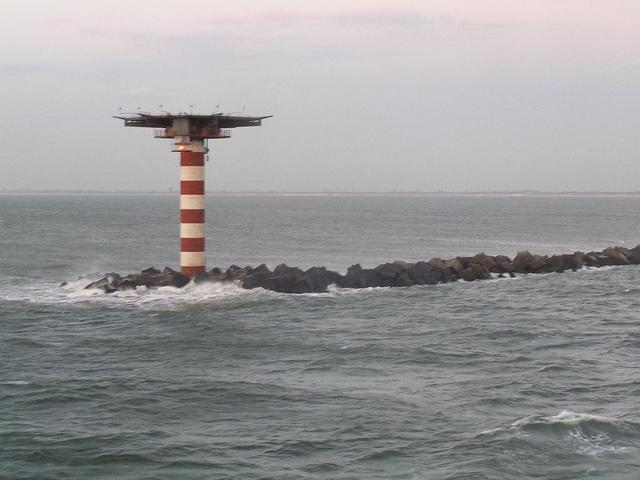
[2,194,640,479]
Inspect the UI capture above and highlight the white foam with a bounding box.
[2,380,31,386]
[543,410,622,426]
[0,277,264,310]
[568,430,632,456]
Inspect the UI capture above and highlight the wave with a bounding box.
[0,276,398,310]
[478,410,640,456]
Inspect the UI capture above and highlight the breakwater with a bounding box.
[79,245,640,294]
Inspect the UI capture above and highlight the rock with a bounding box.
[59,281,68,287]
[407,261,443,285]
[602,247,630,265]
[528,254,548,272]
[509,251,548,273]
[493,255,513,273]
[583,253,600,267]
[243,264,308,293]
[472,253,497,272]
[241,272,273,290]
[253,263,271,274]
[629,245,640,264]
[511,251,532,272]
[297,266,342,293]
[193,272,210,284]
[444,258,465,276]
[339,264,380,289]
[373,262,413,287]
[84,273,122,291]
[142,267,160,274]
[461,264,491,281]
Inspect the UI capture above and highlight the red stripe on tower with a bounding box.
[180,209,205,223]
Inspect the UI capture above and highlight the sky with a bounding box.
[1,0,639,192]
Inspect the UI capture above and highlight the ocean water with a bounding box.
[2,193,640,479]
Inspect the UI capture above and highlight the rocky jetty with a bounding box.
[80,245,640,294]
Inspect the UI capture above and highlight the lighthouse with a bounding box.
[115,111,271,276]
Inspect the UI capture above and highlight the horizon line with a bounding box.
[3,189,640,196]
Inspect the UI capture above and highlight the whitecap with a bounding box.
[543,410,623,427]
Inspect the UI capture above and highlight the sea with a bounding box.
[2,193,640,479]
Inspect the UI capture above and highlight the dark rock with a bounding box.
[628,245,640,264]
[243,264,307,293]
[59,281,68,287]
[210,267,222,274]
[407,261,443,285]
[602,247,630,265]
[493,255,513,273]
[395,272,414,287]
[300,266,340,292]
[472,253,497,272]
[444,258,465,276]
[373,262,412,287]
[253,263,271,274]
[241,272,272,290]
[426,258,445,269]
[461,264,491,282]
[339,264,380,289]
[193,272,210,284]
[511,251,533,272]
[528,254,548,272]
[84,273,122,291]
[142,267,160,274]
[117,279,137,290]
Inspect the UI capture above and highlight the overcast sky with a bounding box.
[1,0,639,192]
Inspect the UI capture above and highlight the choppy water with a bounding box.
[2,194,640,479]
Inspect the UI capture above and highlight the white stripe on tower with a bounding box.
[180,140,206,276]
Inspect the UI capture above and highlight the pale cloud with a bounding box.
[1,0,640,192]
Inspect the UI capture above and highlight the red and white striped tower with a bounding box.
[116,111,271,276]
[179,139,206,276]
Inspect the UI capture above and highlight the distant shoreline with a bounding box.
[3,190,640,197]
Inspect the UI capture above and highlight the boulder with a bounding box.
[84,273,122,292]
[444,258,465,276]
[461,264,491,282]
[511,250,533,272]
[602,247,630,265]
[407,261,443,285]
[426,258,445,269]
[241,272,273,290]
[528,254,548,272]
[253,263,271,274]
[373,261,413,287]
[298,266,339,292]
[472,253,497,272]
[629,245,640,264]
[244,264,308,293]
[339,264,380,289]
[493,255,513,273]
